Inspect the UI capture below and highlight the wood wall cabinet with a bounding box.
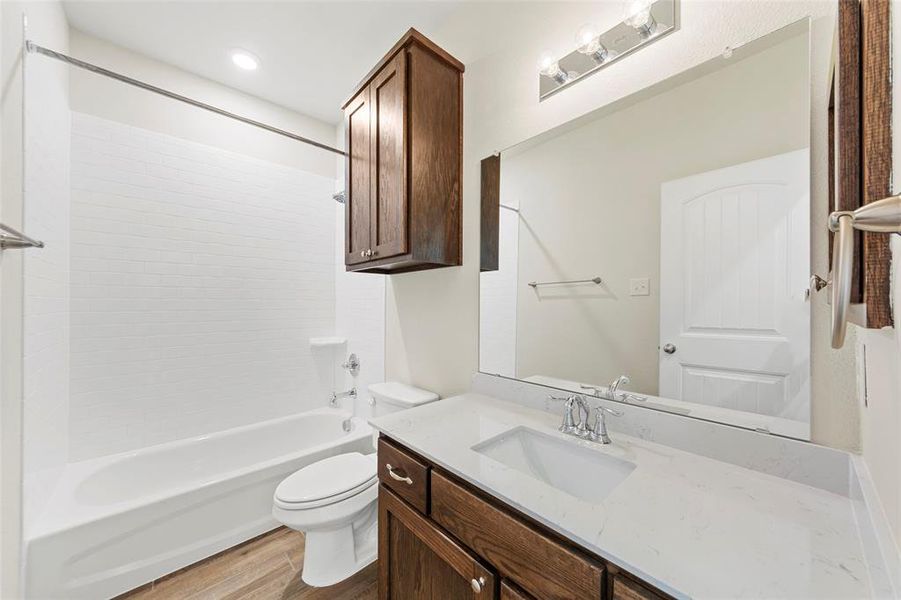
[377,436,672,600]
[342,29,464,274]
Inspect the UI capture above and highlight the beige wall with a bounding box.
[857,0,901,557]
[387,1,859,451]
[506,31,809,394]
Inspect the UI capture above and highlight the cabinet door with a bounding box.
[344,87,372,265]
[379,486,496,600]
[369,51,408,261]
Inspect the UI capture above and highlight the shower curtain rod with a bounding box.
[25,41,347,157]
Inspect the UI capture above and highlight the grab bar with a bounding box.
[0,223,44,250]
[528,276,602,288]
[829,194,901,348]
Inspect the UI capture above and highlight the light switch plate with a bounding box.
[630,278,650,296]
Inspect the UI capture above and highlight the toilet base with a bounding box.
[298,504,378,587]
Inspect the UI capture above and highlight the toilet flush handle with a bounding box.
[385,464,413,485]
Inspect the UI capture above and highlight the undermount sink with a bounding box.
[472,427,635,502]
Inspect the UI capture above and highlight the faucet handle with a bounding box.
[590,405,622,444]
[579,384,603,396]
[547,395,578,433]
[621,393,646,403]
[596,405,623,417]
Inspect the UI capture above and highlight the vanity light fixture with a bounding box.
[537,0,676,100]
[231,49,259,71]
[623,0,657,38]
[575,24,609,64]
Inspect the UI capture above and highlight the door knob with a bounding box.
[663,343,676,354]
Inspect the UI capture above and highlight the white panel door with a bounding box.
[659,150,809,420]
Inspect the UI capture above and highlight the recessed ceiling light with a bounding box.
[231,49,259,71]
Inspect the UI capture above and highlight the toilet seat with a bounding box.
[274,452,377,510]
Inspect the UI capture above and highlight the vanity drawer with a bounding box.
[612,574,666,600]
[431,470,604,599]
[377,437,430,513]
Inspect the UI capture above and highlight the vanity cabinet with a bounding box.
[377,436,671,600]
[342,28,464,274]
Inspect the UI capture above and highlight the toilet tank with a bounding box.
[369,382,439,417]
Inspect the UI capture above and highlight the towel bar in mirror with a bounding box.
[829,194,901,348]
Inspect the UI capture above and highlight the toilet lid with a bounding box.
[275,452,377,505]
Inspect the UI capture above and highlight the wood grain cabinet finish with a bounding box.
[377,435,673,600]
[342,28,464,274]
[379,486,497,599]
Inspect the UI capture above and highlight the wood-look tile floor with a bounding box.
[116,527,377,600]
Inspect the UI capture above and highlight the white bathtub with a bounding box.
[25,408,373,600]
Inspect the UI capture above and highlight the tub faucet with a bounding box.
[330,387,357,408]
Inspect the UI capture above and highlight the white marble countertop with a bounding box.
[369,393,880,599]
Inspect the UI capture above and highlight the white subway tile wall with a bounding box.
[68,113,338,460]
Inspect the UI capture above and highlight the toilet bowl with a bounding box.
[272,381,438,587]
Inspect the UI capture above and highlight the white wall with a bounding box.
[390,0,858,450]
[2,0,70,593]
[67,112,336,459]
[22,1,71,533]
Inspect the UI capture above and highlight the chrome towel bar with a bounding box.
[528,276,602,288]
[829,194,901,348]
[0,223,44,250]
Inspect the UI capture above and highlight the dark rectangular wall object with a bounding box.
[830,0,863,303]
[480,155,500,272]
[861,0,892,328]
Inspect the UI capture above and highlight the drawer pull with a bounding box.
[471,576,486,593]
[386,464,413,485]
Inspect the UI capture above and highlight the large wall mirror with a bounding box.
[480,20,813,440]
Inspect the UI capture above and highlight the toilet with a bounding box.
[272,381,438,587]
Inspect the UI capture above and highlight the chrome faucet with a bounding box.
[330,387,357,407]
[550,394,616,443]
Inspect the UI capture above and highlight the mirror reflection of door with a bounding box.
[659,150,810,437]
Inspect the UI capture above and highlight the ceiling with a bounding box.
[62,1,516,124]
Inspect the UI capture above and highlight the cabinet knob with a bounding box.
[470,576,486,593]
[366,249,374,257]
[360,250,367,258]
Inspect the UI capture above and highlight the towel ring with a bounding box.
[828,194,901,348]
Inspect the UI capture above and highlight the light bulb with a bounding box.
[623,0,656,36]
[537,50,568,84]
[537,51,559,75]
[231,49,259,71]
[575,24,608,63]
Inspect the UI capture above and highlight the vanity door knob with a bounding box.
[470,576,486,593]
[360,250,367,258]
[663,343,677,354]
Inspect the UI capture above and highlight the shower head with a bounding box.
[333,191,346,204]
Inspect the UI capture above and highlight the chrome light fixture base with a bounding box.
[539,0,677,101]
